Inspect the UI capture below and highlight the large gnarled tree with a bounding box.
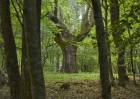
[48,1,94,73]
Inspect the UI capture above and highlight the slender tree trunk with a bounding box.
[117,47,128,86]
[103,0,114,85]
[0,0,21,99]
[127,20,136,85]
[49,47,53,64]
[54,0,58,17]
[23,0,46,99]
[61,45,78,73]
[127,28,136,85]
[91,0,111,99]
[21,29,32,99]
[110,0,128,87]
[50,47,55,65]
[108,44,114,85]
[56,49,60,72]
[0,48,5,72]
[130,47,136,85]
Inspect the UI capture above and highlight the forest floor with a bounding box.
[0,73,140,99]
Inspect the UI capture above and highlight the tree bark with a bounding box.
[21,29,32,99]
[127,28,136,85]
[110,0,128,87]
[56,48,60,72]
[103,0,114,85]
[91,0,111,99]
[117,47,128,86]
[61,45,78,73]
[0,0,21,99]
[10,0,32,98]
[23,0,46,99]
[130,47,136,85]
[54,32,78,73]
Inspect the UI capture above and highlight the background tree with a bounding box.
[48,0,94,73]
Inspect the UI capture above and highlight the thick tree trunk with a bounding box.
[54,33,78,73]
[10,1,32,98]
[0,0,21,99]
[91,0,111,99]
[23,0,46,99]
[61,45,78,73]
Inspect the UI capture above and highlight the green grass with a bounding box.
[44,72,100,83]
[44,72,130,84]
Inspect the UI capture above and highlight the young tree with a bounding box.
[110,0,128,87]
[23,0,46,99]
[91,0,111,99]
[0,0,21,99]
[102,0,114,85]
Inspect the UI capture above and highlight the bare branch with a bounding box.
[11,0,23,27]
[76,6,94,42]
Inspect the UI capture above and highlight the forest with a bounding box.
[0,0,140,99]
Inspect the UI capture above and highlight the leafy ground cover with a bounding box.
[0,73,140,99]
